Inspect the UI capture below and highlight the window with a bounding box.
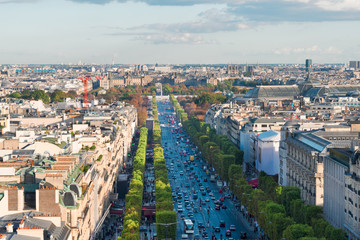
[67,212,71,223]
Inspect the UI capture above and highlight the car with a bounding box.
[215,227,221,233]
[229,225,236,231]
[202,231,209,237]
[215,205,220,210]
[187,212,193,217]
[209,191,213,196]
[180,214,185,220]
[202,191,206,196]
[200,186,205,191]
[225,230,231,237]
[193,194,198,200]
[220,220,226,228]
[205,198,210,202]
[172,175,176,180]
[186,205,191,210]
[194,235,201,240]
[181,234,189,239]
[180,171,184,175]
[140,226,147,232]
[201,200,206,206]
[177,207,183,212]
[197,179,201,183]
[193,207,199,213]
[221,205,227,209]
[198,222,204,229]
[211,196,215,200]
[204,178,208,182]
[198,182,202,186]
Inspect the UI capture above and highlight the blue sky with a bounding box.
[1,0,360,64]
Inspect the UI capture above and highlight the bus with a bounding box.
[184,219,194,234]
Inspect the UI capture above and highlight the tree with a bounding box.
[9,92,21,98]
[283,224,314,240]
[51,90,67,102]
[259,172,278,200]
[67,90,77,98]
[290,199,305,224]
[270,213,293,240]
[305,205,322,225]
[162,84,172,95]
[21,89,31,99]
[30,89,50,103]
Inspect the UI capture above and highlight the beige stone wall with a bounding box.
[17,229,44,240]
[1,139,19,150]
[7,188,18,211]
[37,188,60,214]
[45,175,65,190]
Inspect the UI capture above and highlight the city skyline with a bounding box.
[1,0,360,64]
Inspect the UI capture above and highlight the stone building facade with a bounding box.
[286,132,327,206]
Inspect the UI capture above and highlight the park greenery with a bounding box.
[121,127,148,240]
[152,97,176,238]
[8,89,78,104]
[169,95,188,123]
[170,99,346,240]
[228,171,347,240]
[152,95,161,145]
[153,146,177,239]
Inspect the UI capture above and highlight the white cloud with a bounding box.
[0,0,39,3]
[315,0,360,11]
[130,8,250,34]
[136,33,216,44]
[274,45,342,55]
[324,46,343,54]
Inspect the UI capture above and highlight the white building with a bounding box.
[344,144,360,239]
[255,130,281,175]
[323,148,349,230]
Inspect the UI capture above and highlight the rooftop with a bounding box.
[244,85,299,99]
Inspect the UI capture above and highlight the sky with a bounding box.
[1,0,360,64]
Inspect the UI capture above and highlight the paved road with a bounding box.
[157,98,257,240]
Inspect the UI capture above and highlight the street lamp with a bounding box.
[152,222,178,240]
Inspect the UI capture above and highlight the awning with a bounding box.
[248,178,258,188]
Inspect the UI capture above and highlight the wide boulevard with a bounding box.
[157,96,256,240]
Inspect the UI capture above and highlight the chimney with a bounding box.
[6,223,13,233]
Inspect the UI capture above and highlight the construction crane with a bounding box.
[78,76,90,108]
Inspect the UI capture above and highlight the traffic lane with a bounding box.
[159,101,255,239]
[160,103,228,233]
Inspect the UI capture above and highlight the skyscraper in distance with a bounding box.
[305,59,312,73]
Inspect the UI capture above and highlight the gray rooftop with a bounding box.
[244,85,299,99]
